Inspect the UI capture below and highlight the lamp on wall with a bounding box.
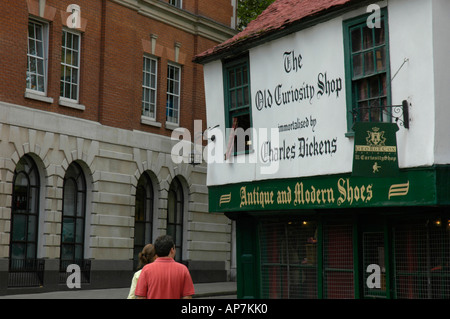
[350,99,410,129]
[189,151,202,166]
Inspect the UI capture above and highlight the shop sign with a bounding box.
[352,122,399,177]
[209,168,437,213]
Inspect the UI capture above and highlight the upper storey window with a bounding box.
[343,8,391,132]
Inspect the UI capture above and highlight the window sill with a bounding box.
[345,131,355,138]
[165,121,179,130]
[59,98,85,111]
[25,90,54,104]
[141,116,162,128]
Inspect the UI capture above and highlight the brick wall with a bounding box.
[0,0,235,137]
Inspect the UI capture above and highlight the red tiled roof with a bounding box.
[194,0,354,63]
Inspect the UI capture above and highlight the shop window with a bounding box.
[362,232,387,298]
[394,221,450,299]
[259,220,318,299]
[343,8,391,133]
[167,177,184,263]
[223,55,252,156]
[9,155,42,287]
[323,224,355,298]
[133,172,154,270]
[60,162,90,284]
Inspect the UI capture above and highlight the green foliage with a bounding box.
[237,0,276,31]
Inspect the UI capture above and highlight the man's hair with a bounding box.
[154,235,175,257]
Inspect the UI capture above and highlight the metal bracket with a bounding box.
[350,100,410,129]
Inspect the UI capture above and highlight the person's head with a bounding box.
[154,235,175,258]
[138,243,156,269]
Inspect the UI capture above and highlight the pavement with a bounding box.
[0,281,237,299]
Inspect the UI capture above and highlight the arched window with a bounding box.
[61,162,86,264]
[167,177,184,263]
[9,155,42,287]
[10,155,40,261]
[133,172,154,269]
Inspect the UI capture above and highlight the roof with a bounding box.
[194,0,357,63]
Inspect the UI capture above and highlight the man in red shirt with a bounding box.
[135,235,195,299]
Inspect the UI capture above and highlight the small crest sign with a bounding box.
[352,122,399,177]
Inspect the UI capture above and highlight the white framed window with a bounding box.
[166,64,181,125]
[60,29,81,102]
[142,56,158,120]
[169,0,182,8]
[26,20,48,94]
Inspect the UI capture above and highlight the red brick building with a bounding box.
[0,0,236,294]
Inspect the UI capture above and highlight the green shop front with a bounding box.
[210,166,450,299]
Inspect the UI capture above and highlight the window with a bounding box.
[26,20,48,94]
[9,155,43,287]
[142,56,158,119]
[394,221,450,299]
[223,56,252,155]
[343,8,391,132]
[133,173,154,270]
[166,64,181,124]
[259,220,318,299]
[323,224,355,298]
[61,29,81,101]
[167,177,183,263]
[10,155,40,261]
[169,0,182,8]
[61,162,86,263]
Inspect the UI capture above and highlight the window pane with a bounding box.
[230,90,236,109]
[36,60,44,77]
[11,244,25,260]
[363,27,373,49]
[28,39,36,55]
[351,28,361,52]
[12,215,26,241]
[61,244,74,260]
[369,76,381,98]
[376,48,386,72]
[35,24,42,41]
[229,70,235,88]
[236,68,242,86]
[135,222,145,246]
[64,180,76,216]
[364,51,374,75]
[26,243,36,259]
[237,88,243,107]
[374,20,385,45]
[62,217,75,242]
[352,54,362,77]
[28,23,35,39]
[242,66,248,85]
[27,215,37,241]
[76,218,84,243]
[75,245,83,260]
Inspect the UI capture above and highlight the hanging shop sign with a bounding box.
[352,122,399,177]
[209,168,439,213]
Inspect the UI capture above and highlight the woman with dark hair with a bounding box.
[127,244,156,299]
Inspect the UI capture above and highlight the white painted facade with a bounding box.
[203,0,450,187]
